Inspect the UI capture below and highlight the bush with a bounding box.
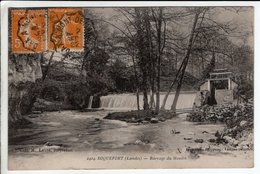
[187,103,253,129]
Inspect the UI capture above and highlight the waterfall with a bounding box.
[100,92,197,110]
[87,96,94,109]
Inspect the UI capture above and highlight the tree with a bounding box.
[110,7,169,111]
[161,8,203,110]
[160,7,245,112]
[134,8,151,110]
[151,8,167,113]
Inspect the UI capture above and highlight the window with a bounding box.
[211,80,229,90]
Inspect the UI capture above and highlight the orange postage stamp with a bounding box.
[11,9,47,53]
[48,8,84,52]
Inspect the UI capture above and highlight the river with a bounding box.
[9,110,223,152]
[8,110,253,169]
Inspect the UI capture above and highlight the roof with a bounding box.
[209,68,232,75]
[199,78,238,87]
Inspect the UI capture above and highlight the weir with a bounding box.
[100,91,197,110]
[87,96,94,109]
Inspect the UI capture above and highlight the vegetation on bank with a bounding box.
[186,101,253,148]
[104,110,175,124]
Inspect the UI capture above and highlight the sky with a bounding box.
[88,7,254,48]
[51,7,254,63]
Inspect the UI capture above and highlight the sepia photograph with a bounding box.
[3,4,254,170]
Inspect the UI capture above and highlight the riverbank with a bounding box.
[187,103,254,149]
[104,110,175,124]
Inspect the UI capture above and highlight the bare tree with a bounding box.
[160,8,204,110]
[151,8,167,113]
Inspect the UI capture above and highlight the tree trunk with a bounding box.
[160,58,186,110]
[131,53,140,110]
[134,8,150,110]
[155,8,164,114]
[142,70,150,110]
[161,11,200,110]
[170,82,181,112]
[149,88,155,109]
[136,88,140,110]
[155,51,161,113]
[170,12,200,112]
[42,52,55,81]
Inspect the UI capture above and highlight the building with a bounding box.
[199,69,238,104]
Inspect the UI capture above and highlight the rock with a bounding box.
[184,137,192,140]
[240,140,249,147]
[171,129,180,134]
[44,142,53,146]
[28,114,41,118]
[134,140,146,145]
[186,114,192,120]
[223,135,232,142]
[9,55,42,124]
[129,117,138,123]
[141,120,149,124]
[247,133,254,142]
[232,140,239,146]
[233,110,240,117]
[223,136,239,146]
[150,118,159,124]
[215,131,221,138]
[194,139,204,143]
[134,140,141,144]
[210,113,215,118]
[238,143,249,150]
[158,117,166,122]
[242,145,249,149]
[43,142,63,149]
[208,138,216,143]
[239,120,247,127]
[32,111,42,114]
[144,117,151,121]
[137,119,143,123]
[189,152,200,159]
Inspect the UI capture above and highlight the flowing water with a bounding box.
[9,110,224,153]
[87,96,94,109]
[9,92,202,152]
[8,92,253,169]
[100,91,197,110]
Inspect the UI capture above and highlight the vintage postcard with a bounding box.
[1,2,255,171]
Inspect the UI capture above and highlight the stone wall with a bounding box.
[215,90,233,104]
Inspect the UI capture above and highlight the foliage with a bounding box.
[108,59,137,92]
[235,80,253,100]
[187,102,253,127]
[65,81,90,109]
[84,47,115,95]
